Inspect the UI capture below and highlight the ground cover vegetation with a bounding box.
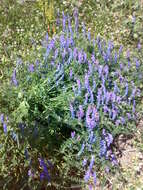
[0,0,143,189]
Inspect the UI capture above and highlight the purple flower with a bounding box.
[126,113,131,120]
[70,103,75,118]
[71,131,75,138]
[88,61,93,74]
[73,48,78,60]
[69,69,73,79]
[28,64,34,72]
[89,155,95,170]
[0,114,4,124]
[124,83,128,97]
[3,122,7,134]
[88,185,93,190]
[39,158,50,181]
[77,143,85,156]
[100,140,106,157]
[105,133,113,147]
[116,96,121,104]
[120,117,125,125]
[120,63,123,70]
[82,158,87,167]
[45,32,48,42]
[84,93,89,105]
[78,51,83,63]
[111,154,118,166]
[86,105,97,129]
[105,166,110,173]
[93,171,97,186]
[62,12,66,32]
[83,52,87,62]
[128,60,131,68]
[114,82,119,94]
[12,69,18,86]
[111,109,117,121]
[60,35,66,48]
[91,54,95,63]
[87,29,91,41]
[103,105,108,114]
[98,65,103,78]
[114,52,118,63]
[84,170,90,183]
[77,105,84,120]
[76,79,81,94]
[11,131,17,141]
[54,49,59,59]
[28,169,34,178]
[68,15,73,35]
[115,119,120,126]
[135,59,140,70]
[104,65,109,78]
[133,99,136,113]
[118,45,123,57]
[137,42,141,51]
[85,73,89,89]
[132,15,136,23]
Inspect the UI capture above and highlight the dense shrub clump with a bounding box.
[0,10,142,189]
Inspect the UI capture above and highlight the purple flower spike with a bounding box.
[73,48,78,60]
[119,45,123,57]
[115,119,120,126]
[132,15,136,23]
[45,32,48,42]
[62,12,66,32]
[28,64,34,72]
[71,131,75,138]
[77,143,85,156]
[77,105,84,120]
[93,171,97,186]
[137,42,141,51]
[99,140,106,157]
[0,114,4,124]
[120,117,125,125]
[76,79,81,93]
[111,109,117,121]
[136,59,140,70]
[88,184,93,190]
[84,93,89,105]
[70,103,75,118]
[84,170,90,183]
[87,29,91,41]
[12,69,18,86]
[85,73,89,89]
[126,113,131,120]
[39,158,50,181]
[106,133,113,147]
[28,169,34,178]
[82,158,87,167]
[3,122,7,134]
[69,69,73,79]
[133,99,136,114]
[78,51,83,63]
[89,155,95,170]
